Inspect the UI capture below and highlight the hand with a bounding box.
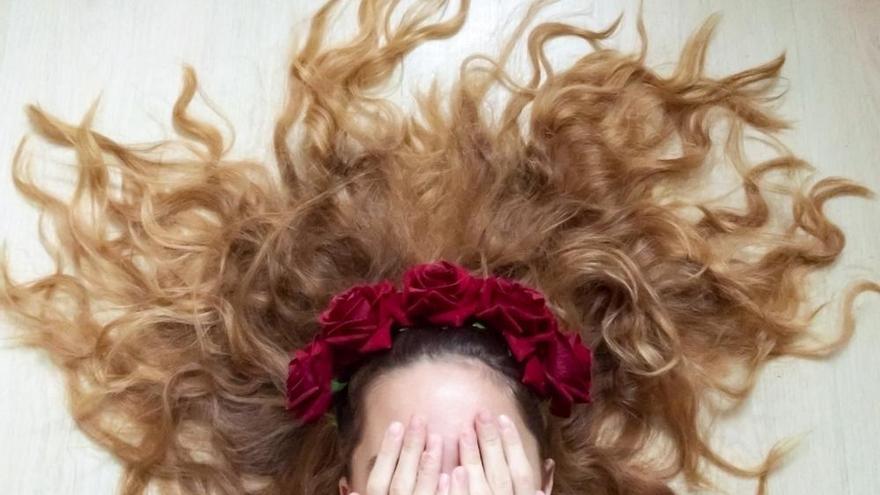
[441,409,545,495]
[352,413,448,495]
[350,411,546,495]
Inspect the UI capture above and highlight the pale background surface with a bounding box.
[0,1,878,494]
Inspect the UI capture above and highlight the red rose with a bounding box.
[286,340,334,424]
[402,260,483,327]
[318,280,410,371]
[542,331,593,417]
[520,354,550,395]
[474,276,557,361]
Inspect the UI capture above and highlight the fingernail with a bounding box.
[438,473,450,491]
[453,466,467,483]
[477,409,492,424]
[498,414,513,430]
[389,421,403,437]
[410,414,425,430]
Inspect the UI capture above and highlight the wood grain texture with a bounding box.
[0,1,877,493]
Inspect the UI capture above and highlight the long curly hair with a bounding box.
[1,0,876,494]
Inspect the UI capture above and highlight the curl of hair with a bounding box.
[1,0,877,494]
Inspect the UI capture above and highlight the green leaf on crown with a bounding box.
[331,378,348,393]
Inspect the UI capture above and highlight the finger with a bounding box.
[390,414,428,494]
[475,409,513,494]
[450,466,469,495]
[413,433,443,494]
[365,421,404,495]
[498,414,536,495]
[436,473,451,495]
[459,426,490,494]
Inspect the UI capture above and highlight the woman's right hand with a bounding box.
[351,413,449,495]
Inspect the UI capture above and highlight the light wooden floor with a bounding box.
[0,1,878,493]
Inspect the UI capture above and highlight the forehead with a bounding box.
[364,358,517,431]
[353,358,537,474]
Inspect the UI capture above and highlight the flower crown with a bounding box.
[285,260,593,424]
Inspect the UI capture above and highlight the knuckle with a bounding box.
[401,443,418,458]
[419,449,438,468]
[402,432,416,448]
[477,422,498,437]
[482,433,501,448]
[403,435,424,452]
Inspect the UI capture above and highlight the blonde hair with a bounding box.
[1,0,876,494]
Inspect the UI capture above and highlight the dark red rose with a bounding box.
[286,339,334,424]
[317,280,410,371]
[402,260,483,327]
[520,354,550,396]
[542,331,593,417]
[474,276,557,361]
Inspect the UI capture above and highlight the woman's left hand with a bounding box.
[439,409,545,495]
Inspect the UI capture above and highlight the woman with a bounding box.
[0,0,876,494]
[308,262,572,495]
